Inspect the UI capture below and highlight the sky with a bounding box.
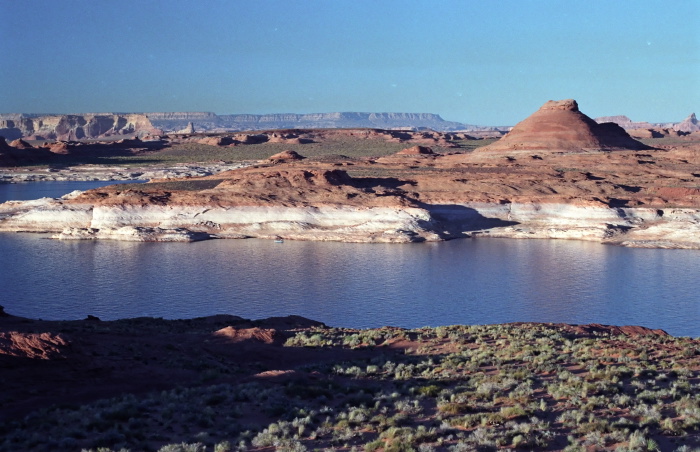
[1,0,698,125]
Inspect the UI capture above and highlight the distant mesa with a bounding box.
[478,99,651,153]
[594,115,655,130]
[674,113,699,133]
[2,108,695,142]
[0,114,161,141]
[594,112,699,134]
[147,111,478,133]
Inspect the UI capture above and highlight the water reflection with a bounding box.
[0,234,697,337]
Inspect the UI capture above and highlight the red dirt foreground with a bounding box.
[0,306,698,452]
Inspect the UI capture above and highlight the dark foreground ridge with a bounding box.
[0,307,698,452]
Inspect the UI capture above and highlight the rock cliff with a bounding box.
[0,114,161,140]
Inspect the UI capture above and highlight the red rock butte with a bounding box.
[477,99,650,153]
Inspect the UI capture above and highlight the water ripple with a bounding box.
[0,234,698,337]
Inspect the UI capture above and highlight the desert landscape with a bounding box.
[4,1,699,450]
[2,101,700,452]
[1,99,699,249]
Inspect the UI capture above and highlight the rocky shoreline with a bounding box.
[1,194,699,248]
[0,161,250,183]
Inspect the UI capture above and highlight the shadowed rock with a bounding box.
[0,332,71,359]
[47,141,71,154]
[214,326,281,344]
[396,145,435,155]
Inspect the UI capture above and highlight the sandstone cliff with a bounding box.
[0,114,161,140]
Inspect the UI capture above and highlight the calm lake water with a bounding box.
[1,182,698,337]
[0,180,144,203]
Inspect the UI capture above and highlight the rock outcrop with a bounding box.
[478,99,650,153]
[197,136,234,146]
[0,331,70,359]
[213,326,280,344]
[46,141,71,154]
[8,139,33,149]
[267,150,306,162]
[0,137,53,162]
[176,122,196,134]
[674,113,700,133]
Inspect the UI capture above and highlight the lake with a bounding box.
[0,182,698,337]
[0,180,144,203]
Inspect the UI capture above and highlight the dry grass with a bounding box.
[1,322,697,451]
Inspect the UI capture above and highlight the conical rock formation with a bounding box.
[477,99,650,153]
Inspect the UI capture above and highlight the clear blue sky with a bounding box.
[1,0,698,125]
